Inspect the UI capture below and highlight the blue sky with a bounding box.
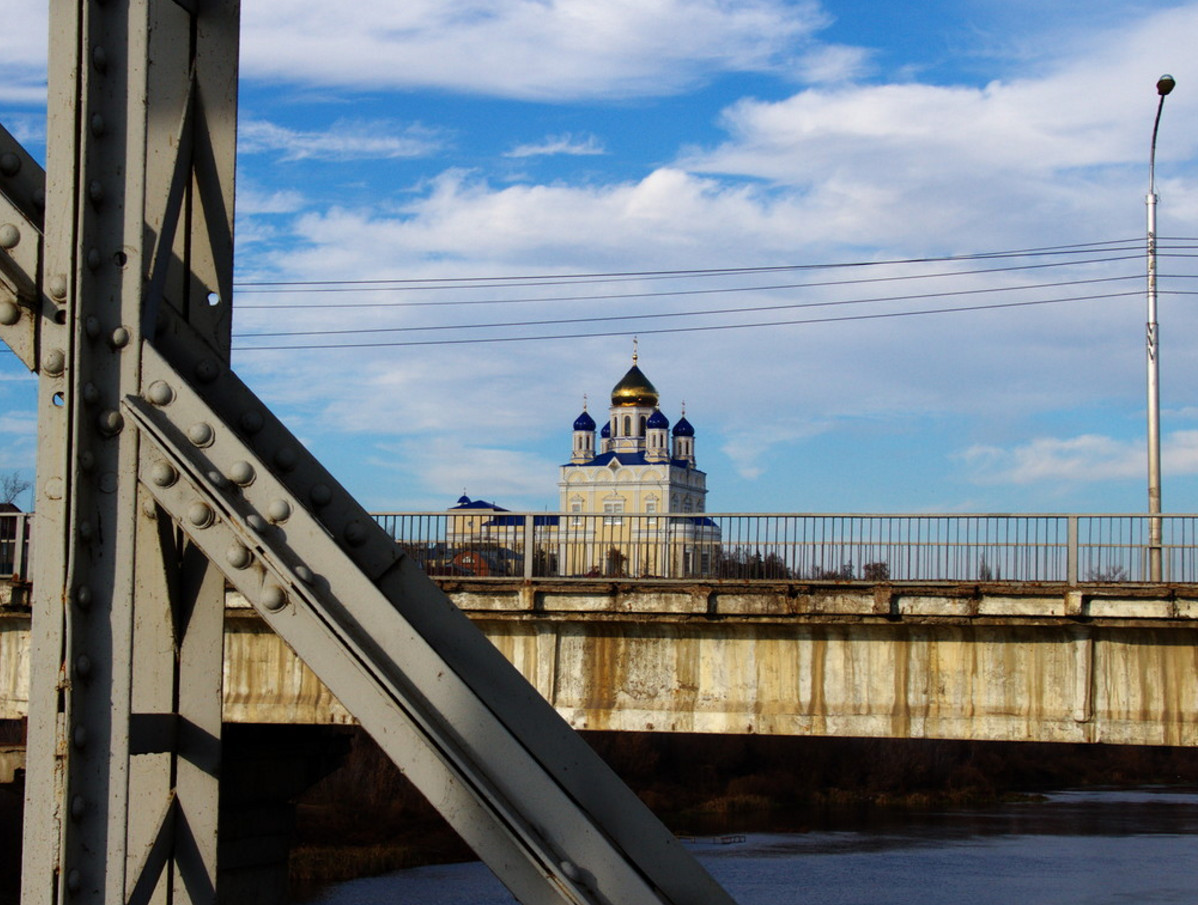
[3,0,1198,515]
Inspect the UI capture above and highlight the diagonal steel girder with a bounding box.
[0,2,738,904]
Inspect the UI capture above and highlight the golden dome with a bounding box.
[611,363,659,407]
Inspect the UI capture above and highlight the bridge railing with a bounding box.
[372,511,1198,584]
[3,511,1196,584]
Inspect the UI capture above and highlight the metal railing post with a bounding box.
[1067,516,1079,586]
[524,514,535,579]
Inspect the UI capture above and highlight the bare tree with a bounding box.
[0,471,31,508]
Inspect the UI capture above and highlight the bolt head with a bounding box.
[150,460,178,487]
[97,409,124,436]
[226,543,253,570]
[109,325,130,349]
[268,499,292,523]
[343,519,367,547]
[0,153,19,177]
[43,348,66,376]
[187,501,215,529]
[0,223,19,249]
[146,380,174,406]
[229,461,255,486]
[274,446,299,473]
[188,422,215,447]
[0,299,20,326]
[48,274,68,300]
[260,583,287,612]
[239,411,265,435]
[310,484,333,508]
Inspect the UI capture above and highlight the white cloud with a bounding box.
[506,134,606,158]
[959,431,1198,486]
[240,0,822,101]
[239,119,447,161]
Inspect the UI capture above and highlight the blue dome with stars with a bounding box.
[647,409,670,430]
[672,416,694,437]
[573,409,596,431]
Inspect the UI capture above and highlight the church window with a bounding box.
[603,500,624,526]
[639,415,646,436]
[623,415,631,436]
[570,500,583,527]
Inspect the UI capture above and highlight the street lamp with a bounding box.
[1146,73,1174,582]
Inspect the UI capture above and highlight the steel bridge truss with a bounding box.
[0,3,736,904]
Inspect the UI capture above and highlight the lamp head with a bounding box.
[1157,74,1176,96]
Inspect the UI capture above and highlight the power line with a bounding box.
[235,274,1146,340]
[232,289,1144,352]
[233,254,1152,310]
[233,237,1167,292]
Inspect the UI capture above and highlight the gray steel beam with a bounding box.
[19,1,237,903]
[7,1,738,903]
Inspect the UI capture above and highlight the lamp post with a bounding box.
[1146,73,1175,582]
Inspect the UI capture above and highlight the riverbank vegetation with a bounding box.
[289,729,1198,896]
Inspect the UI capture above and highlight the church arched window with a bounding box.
[623,415,631,436]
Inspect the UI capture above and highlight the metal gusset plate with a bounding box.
[0,123,44,370]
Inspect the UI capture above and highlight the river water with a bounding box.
[309,788,1198,904]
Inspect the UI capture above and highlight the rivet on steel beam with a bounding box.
[226,543,252,570]
[268,499,291,523]
[343,520,367,547]
[84,316,101,339]
[74,654,92,680]
[0,153,18,177]
[79,450,95,472]
[66,869,81,894]
[295,565,314,585]
[73,586,93,610]
[207,469,228,489]
[45,477,63,500]
[70,795,86,821]
[274,446,298,473]
[310,483,333,508]
[229,461,255,486]
[43,348,65,376]
[560,861,582,883]
[187,501,215,529]
[90,114,105,137]
[33,187,44,209]
[150,461,178,487]
[97,409,124,436]
[82,382,99,405]
[77,521,93,542]
[109,325,130,349]
[91,46,108,72]
[88,181,104,205]
[194,359,220,383]
[0,224,19,249]
[261,583,288,612]
[146,380,174,406]
[141,497,158,519]
[48,274,68,300]
[188,422,215,447]
[86,248,101,271]
[72,725,87,749]
[246,513,267,533]
[0,300,20,326]
[239,411,264,435]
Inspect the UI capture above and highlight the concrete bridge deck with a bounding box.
[4,577,1198,747]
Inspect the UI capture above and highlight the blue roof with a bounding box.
[573,410,596,431]
[647,409,669,429]
[450,497,509,511]
[673,416,694,437]
[562,452,697,469]
[600,422,611,438]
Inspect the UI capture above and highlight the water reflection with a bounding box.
[312,788,1198,905]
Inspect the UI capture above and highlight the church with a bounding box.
[558,346,708,520]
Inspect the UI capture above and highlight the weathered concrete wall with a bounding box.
[4,581,1198,746]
